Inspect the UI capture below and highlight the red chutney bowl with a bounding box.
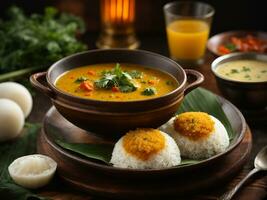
[30,49,204,139]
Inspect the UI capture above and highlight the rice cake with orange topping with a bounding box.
[160,112,229,159]
[110,128,181,169]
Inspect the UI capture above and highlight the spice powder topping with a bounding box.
[123,128,165,161]
[173,112,214,140]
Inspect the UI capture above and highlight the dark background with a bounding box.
[0,0,266,36]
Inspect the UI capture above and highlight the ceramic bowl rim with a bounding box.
[211,52,267,85]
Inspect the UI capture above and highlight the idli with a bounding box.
[160,112,229,159]
[110,128,181,169]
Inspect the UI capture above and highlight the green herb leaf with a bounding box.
[56,140,113,164]
[74,76,88,83]
[94,63,137,93]
[0,6,86,75]
[128,70,143,79]
[119,85,137,93]
[230,69,239,74]
[141,88,156,96]
[225,43,237,51]
[122,72,133,80]
[242,66,251,72]
[114,63,122,77]
[94,74,117,89]
[0,6,87,93]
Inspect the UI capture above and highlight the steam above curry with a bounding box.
[55,63,178,101]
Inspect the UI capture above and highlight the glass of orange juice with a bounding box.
[164,1,215,65]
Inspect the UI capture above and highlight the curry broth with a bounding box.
[216,60,267,82]
[55,63,178,101]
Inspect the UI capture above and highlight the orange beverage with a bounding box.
[166,20,209,60]
[164,1,214,65]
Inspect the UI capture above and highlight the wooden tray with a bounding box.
[37,106,252,199]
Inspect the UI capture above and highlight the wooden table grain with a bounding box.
[28,34,267,200]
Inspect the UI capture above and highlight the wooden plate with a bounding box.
[37,96,251,198]
[207,30,267,56]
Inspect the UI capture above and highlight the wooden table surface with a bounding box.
[28,34,267,200]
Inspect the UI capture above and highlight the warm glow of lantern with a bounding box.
[101,0,135,24]
[97,0,139,49]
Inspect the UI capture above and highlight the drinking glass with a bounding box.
[164,1,215,66]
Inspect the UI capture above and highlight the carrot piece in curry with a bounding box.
[112,86,120,92]
[87,70,96,76]
[80,81,94,92]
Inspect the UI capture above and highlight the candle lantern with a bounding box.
[96,0,139,49]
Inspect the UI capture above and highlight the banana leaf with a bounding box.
[56,140,113,165]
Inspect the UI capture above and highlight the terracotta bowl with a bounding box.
[31,49,204,138]
[212,52,267,109]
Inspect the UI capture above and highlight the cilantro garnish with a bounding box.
[94,63,137,93]
[230,69,239,74]
[242,66,251,72]
[141,88,156,96]
[128,70,143,79]
[74,76,88,83]
[225,43,237,51]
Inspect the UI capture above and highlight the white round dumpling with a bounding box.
[160,112,230,159]
[110,128,181,169]
[0,82,33,118]
[0,99,24,142]
[8,154,57,189]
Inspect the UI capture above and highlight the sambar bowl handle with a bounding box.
[30,72,55,98]
[184,69,204,94]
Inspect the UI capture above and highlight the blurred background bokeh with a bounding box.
[1,0,266,35]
